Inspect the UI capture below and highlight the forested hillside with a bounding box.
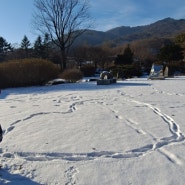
[74,18,185,46]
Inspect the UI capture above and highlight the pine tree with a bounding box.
[0,36,13,62]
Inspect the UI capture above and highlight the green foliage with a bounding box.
[0,58,59,88]
[60,69,83,82]
[34,34,50,59]
[34,36,43,57]
[0,37,13,62]
[21,35,31,50]
[158,43,184,63]
[110,65,142,78]
[115,45,133,65]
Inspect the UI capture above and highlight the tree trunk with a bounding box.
[60,49,67,71]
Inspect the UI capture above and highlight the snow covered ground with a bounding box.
[0,77,185,185]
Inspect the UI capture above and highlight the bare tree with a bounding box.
[33,0,92,70]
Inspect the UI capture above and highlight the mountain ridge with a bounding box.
[74,18,185,46]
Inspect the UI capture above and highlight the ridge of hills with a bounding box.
[74,18,185,46]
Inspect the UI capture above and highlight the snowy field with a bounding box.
[0,77,185,185]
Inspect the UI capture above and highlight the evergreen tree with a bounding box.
[21,35,31,58]
[123,45,134,65]
[158,43,183,63]
[34,36,43,58]
[21,35,31,50]
[43,33,50,59]
[33,34,51,59]
[175,33,185,58]
[0,36,13,62]
[115,45,134,65]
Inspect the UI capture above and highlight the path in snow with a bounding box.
[117,89,185,164]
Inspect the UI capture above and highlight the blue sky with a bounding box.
[0,0,185,45]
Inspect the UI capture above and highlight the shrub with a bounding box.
[0,58,59,88]
[60,68,83,82]
[80,65,96,77]
[110,65,142,78]
[167,62,185,76]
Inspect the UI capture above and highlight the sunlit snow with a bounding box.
[1,77,185,184]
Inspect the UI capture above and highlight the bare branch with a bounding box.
[32,0,93,70]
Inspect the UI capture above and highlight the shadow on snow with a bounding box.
[0,169,41,185]
[0,81,151,98]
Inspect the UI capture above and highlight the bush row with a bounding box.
[0,58,59,89]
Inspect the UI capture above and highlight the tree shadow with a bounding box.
[0,80,151,97]
[0,168,42,185]
[0,90,9,99]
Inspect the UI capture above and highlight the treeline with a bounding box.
[0,34,55,63]
[1,33,185,66]
[1,32,185,88]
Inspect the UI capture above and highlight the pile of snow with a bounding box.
[46,78,67,85]
[0,77,185,184]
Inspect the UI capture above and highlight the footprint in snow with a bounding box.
[115,115,123,119]
[6,126,15,133]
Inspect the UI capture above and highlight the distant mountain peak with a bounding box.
[74,18,185,46]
